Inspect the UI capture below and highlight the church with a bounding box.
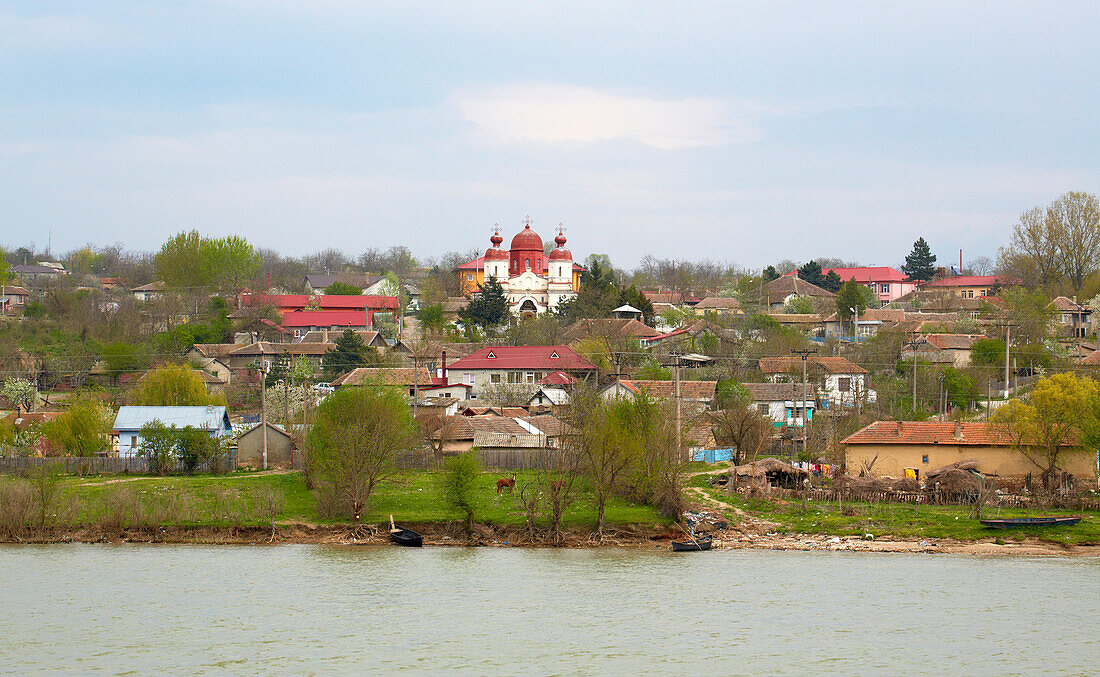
[455,220,583,317]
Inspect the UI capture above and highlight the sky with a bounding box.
[2,1,1098,270]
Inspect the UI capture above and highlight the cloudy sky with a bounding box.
[2,1,1098,269]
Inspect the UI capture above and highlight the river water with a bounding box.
[1,545,1097,675]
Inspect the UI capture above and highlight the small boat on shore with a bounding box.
[389,515,423,547]
[979,516,1082,529]
[672,536,712,552]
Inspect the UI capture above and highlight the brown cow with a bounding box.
[496,474,517,495]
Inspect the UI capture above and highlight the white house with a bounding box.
[742,382,816,427]
[758,356,875,407]
[112,406,232,457]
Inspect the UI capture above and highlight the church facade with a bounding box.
[455,221,583,317]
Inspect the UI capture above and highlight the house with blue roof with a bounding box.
[112,406,232,457]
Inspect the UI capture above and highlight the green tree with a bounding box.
[901,237,938,281]
[993,373,1098,491]
[100,342,151,380]
[940,367,979,410]
[41,396,112,457]
[207,234,262,292]
[836,279,870,329]
[460,277,510,329]
[131,365,224,406]
[797,260,825,287]
[441,450,481,539]
[305,385,419,521]
[970,338,1006,368]
[821,270,843,293]
[266,351,291,388]
[138,420,178,476]
[761,265,780,282]
[324,328,372,377]
[579,392,638,536]
[618,285,656,325]
[417,303,448,337]
[155,230,208,289]
[324,281,362,295]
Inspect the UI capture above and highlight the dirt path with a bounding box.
[686,486,747,517]
[79,470,294,486]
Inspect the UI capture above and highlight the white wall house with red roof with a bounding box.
[444,346,598,398]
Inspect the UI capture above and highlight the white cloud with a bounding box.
[453,83,765,149]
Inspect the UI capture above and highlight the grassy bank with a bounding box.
[0,470,666,535]
[689,474,1100,546]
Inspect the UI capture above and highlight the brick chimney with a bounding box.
[953,420,963,440]
[441,350,447,385]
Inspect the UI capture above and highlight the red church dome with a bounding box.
[485,231,508,260]
[510,224,543,252]
[549,230,572,261]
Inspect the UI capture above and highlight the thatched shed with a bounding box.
[730,458,808,489]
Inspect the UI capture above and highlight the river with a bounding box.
[1,544,1097,675]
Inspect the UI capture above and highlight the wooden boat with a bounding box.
[979,516,1082,529]
[672,536,712,552]
[389,515,423,547]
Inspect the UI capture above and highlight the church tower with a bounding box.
[483,229,508,281]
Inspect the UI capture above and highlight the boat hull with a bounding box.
[672,537,713,552]
[979,516,1082,529]
[390,528,424,547]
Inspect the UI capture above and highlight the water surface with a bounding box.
[1,544,1096,674]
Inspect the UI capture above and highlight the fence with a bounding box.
[0,452,237,476]
[734,485,1099,510]
[394,448,560,470]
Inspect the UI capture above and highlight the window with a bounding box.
[757,404,769,415]
[922,455,929,464]
[467,274,473,281]
[463,373,474,385]
[525,372,536,383]
[838,377,851,392]
[525,258,531,270]
[489,373,501,384]
[880,283,890,294]
[508,372,521,384]
[979,289,987,296]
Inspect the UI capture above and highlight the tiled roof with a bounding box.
[131,281,166,292]
[924,333,987,350]
[297,329,382,345]
[190,343,241,359]
[330,367,434,387]
[643,291,682,305]
[694,297,742,309]
[842,421,1022,446]
[767,313,823,324]
[229,341,333,356]
[758,356,868,375]
[620,379,717,401]
[248,293,399,310]
[281,310,367,328]
[923,275,1007,288]
[743,382,815,402]
[1078,350,1100,366]
[2,285,31,296]
[761,275,835,299]
[539,371,577,386]
[1050,296,1087,312]
[519,413,575,437]
[448,346,597,371]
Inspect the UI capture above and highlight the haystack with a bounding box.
[925,459,982,499]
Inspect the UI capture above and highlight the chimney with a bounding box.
[953,420,963,440]
[441,350,448,385]
[896,420,903,435]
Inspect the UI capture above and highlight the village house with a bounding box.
[0,284,30,312]
[822,309,958,340]
[790,266,916,306]
[295,329,388,351]
[600,379,717,406]
[921,275,1009,299]
[742,382,816,427]
[561,318,660,344]
[238,292,400,335]
[1048,296,1092,338]
[432,413,573,455]
[329,366,471,399]
[900,333,988,368]
[755,275,835,312]
[112,405,232,457]
[224,341,334,378]
[758,355,874,407]
[10,263,68,287]
[528,386,570,408]
[444,345,598,397]
[843,420,1096,480]
[765,313,825,335]
[693,297,743,317]
[233,318,294,345]
[131,281,166,302]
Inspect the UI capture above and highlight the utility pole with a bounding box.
[1003,324,1012,399]
[904,336,925,413]
[260,362,268,471]
[791,348,818,457]
[672,352,682,459]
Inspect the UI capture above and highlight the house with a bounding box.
[0,285,31,311]
[611,304,644,321]
[822,309,958,340]
[225,341,334,377]
[756,275,835,311]
[758,356,874,407]
[432,413,573,454]
[693,297,743,316]
[131,281,166,301]
[112,406,232,457]
[10,263,67,286]
[601,379,717,406]
[900,334,988,368]
[328,367,473,399]
[235,422,297,469]
[787,267,916,306]
[233,318,294,344]
[842,420,1095,480]
[742,382,815,427]
[445,346,598,397]
[296,329,388,350]
[922,275,1010,299]
[528,386,571,407]
[1049,296,1091,338]
[281,310,370,338]
[766,313,824,335]
[239,292,400,330]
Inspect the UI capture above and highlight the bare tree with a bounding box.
[708,405,774,466]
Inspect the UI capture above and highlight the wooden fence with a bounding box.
[394,448,560,471]
[0,453,236,476]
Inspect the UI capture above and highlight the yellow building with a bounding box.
[843,420,1096,480]
[921,275,1007,299]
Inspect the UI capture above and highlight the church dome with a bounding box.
[510,224,543,252]
[549,230,572,261]
[485,231,508,260]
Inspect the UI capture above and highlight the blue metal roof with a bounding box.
[113,406,232,433]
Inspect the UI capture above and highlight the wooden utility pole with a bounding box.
[673,352,682,458]
[260,364,269,470]
[791,348,818,456]
[1003,324,1012,399]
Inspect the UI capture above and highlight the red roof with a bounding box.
[539,371,577,386]
[785,267,910,283]
[280,310,367,328]
[447,346,598,371]
[923,275,1006,288]
[841,420,1061,447]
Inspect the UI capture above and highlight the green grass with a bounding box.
[41,470,666,529]
[694,482,1100,545]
